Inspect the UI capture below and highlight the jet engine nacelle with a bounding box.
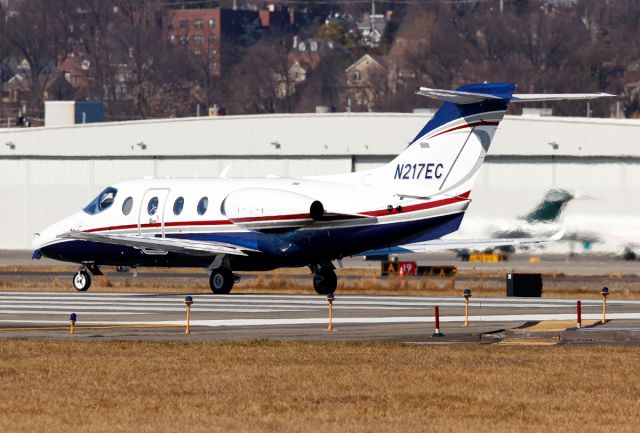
[221,188,324,232]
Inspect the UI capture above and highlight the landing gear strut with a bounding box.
[73,270,91,292]
[209,268,236,294]
[312,263,337,295]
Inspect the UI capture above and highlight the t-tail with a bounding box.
[368,83,516,200]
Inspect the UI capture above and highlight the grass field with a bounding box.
[0,340,639,432]
[1,265,638,298]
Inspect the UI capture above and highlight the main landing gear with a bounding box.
[208,268,240,294]
[311,263,337,295]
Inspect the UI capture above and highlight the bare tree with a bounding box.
[226,33,297,114]
[2,0,70,118]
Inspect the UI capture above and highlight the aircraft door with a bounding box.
[138,189,170,237]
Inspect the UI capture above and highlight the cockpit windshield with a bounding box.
[83,187,118,215]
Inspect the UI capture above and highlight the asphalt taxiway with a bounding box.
[1,292,640,344]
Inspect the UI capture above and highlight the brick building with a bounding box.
[165,8,222,76]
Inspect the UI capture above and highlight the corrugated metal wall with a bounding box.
[2,113,640,250]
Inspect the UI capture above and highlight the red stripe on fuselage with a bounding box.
[362,191,470,217]
[84,219,233,233]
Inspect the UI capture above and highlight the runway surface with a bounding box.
[2,292,640,344]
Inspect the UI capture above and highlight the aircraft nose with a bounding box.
[32,226,54,252]
[32,232,42,250]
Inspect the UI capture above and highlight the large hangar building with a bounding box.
[1,113,639,250]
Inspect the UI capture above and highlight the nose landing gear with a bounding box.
[73,269,91,291]
[71,263,102,291]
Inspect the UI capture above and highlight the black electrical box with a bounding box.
[506,273,542,297]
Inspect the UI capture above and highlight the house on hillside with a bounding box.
[274,60,308,99]
[273,37,344,99]
[344,54,388,111]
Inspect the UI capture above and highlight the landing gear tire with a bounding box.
[313,269,337,295]
[209,268,234,294]
[73,271,91,292]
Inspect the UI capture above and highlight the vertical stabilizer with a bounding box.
[370,83,516,198]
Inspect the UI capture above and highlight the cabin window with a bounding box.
[147,197,159,216]
[83,187,118,215]
[197,197,208,215]
[173,197,184,215]
[122,197,133,215]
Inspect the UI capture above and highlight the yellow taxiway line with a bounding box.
[517,320,599,332]
[498,338,559,346]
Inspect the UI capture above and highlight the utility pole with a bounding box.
[371,0,375,33]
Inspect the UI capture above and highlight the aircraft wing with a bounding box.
[357,230,565,256]
[58,231,258,256]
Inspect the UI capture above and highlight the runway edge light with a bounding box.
[600,287,609,324]
[184,296,193,335]
[463,289,472,327]
[69,313,77,335]
[326,292,335,332]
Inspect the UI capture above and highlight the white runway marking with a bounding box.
[2,313,640,328]
[0,292,637,328]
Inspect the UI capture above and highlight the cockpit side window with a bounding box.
[83,187,118,215]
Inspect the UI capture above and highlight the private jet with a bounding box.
[32,83,611,293]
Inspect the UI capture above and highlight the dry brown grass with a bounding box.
[0,340,638,433]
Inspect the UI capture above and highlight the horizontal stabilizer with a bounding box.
[415,87,502,104]
[416,86,615,105]
[511,93,615,102]
[357,230,565,256]
[59,231,258,256]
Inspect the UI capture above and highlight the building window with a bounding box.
[179,20,188,29]
[193,35,204,45]
[168,34,175,44]
[208,35,215,44]
[167,19,174,30]
[194,49,202,56]
[310,41,318,52]
[208,19,215,28]
[179,35,189,44]
[352,71,361,82]
[194,19,203,29]
[298,42,306,51]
